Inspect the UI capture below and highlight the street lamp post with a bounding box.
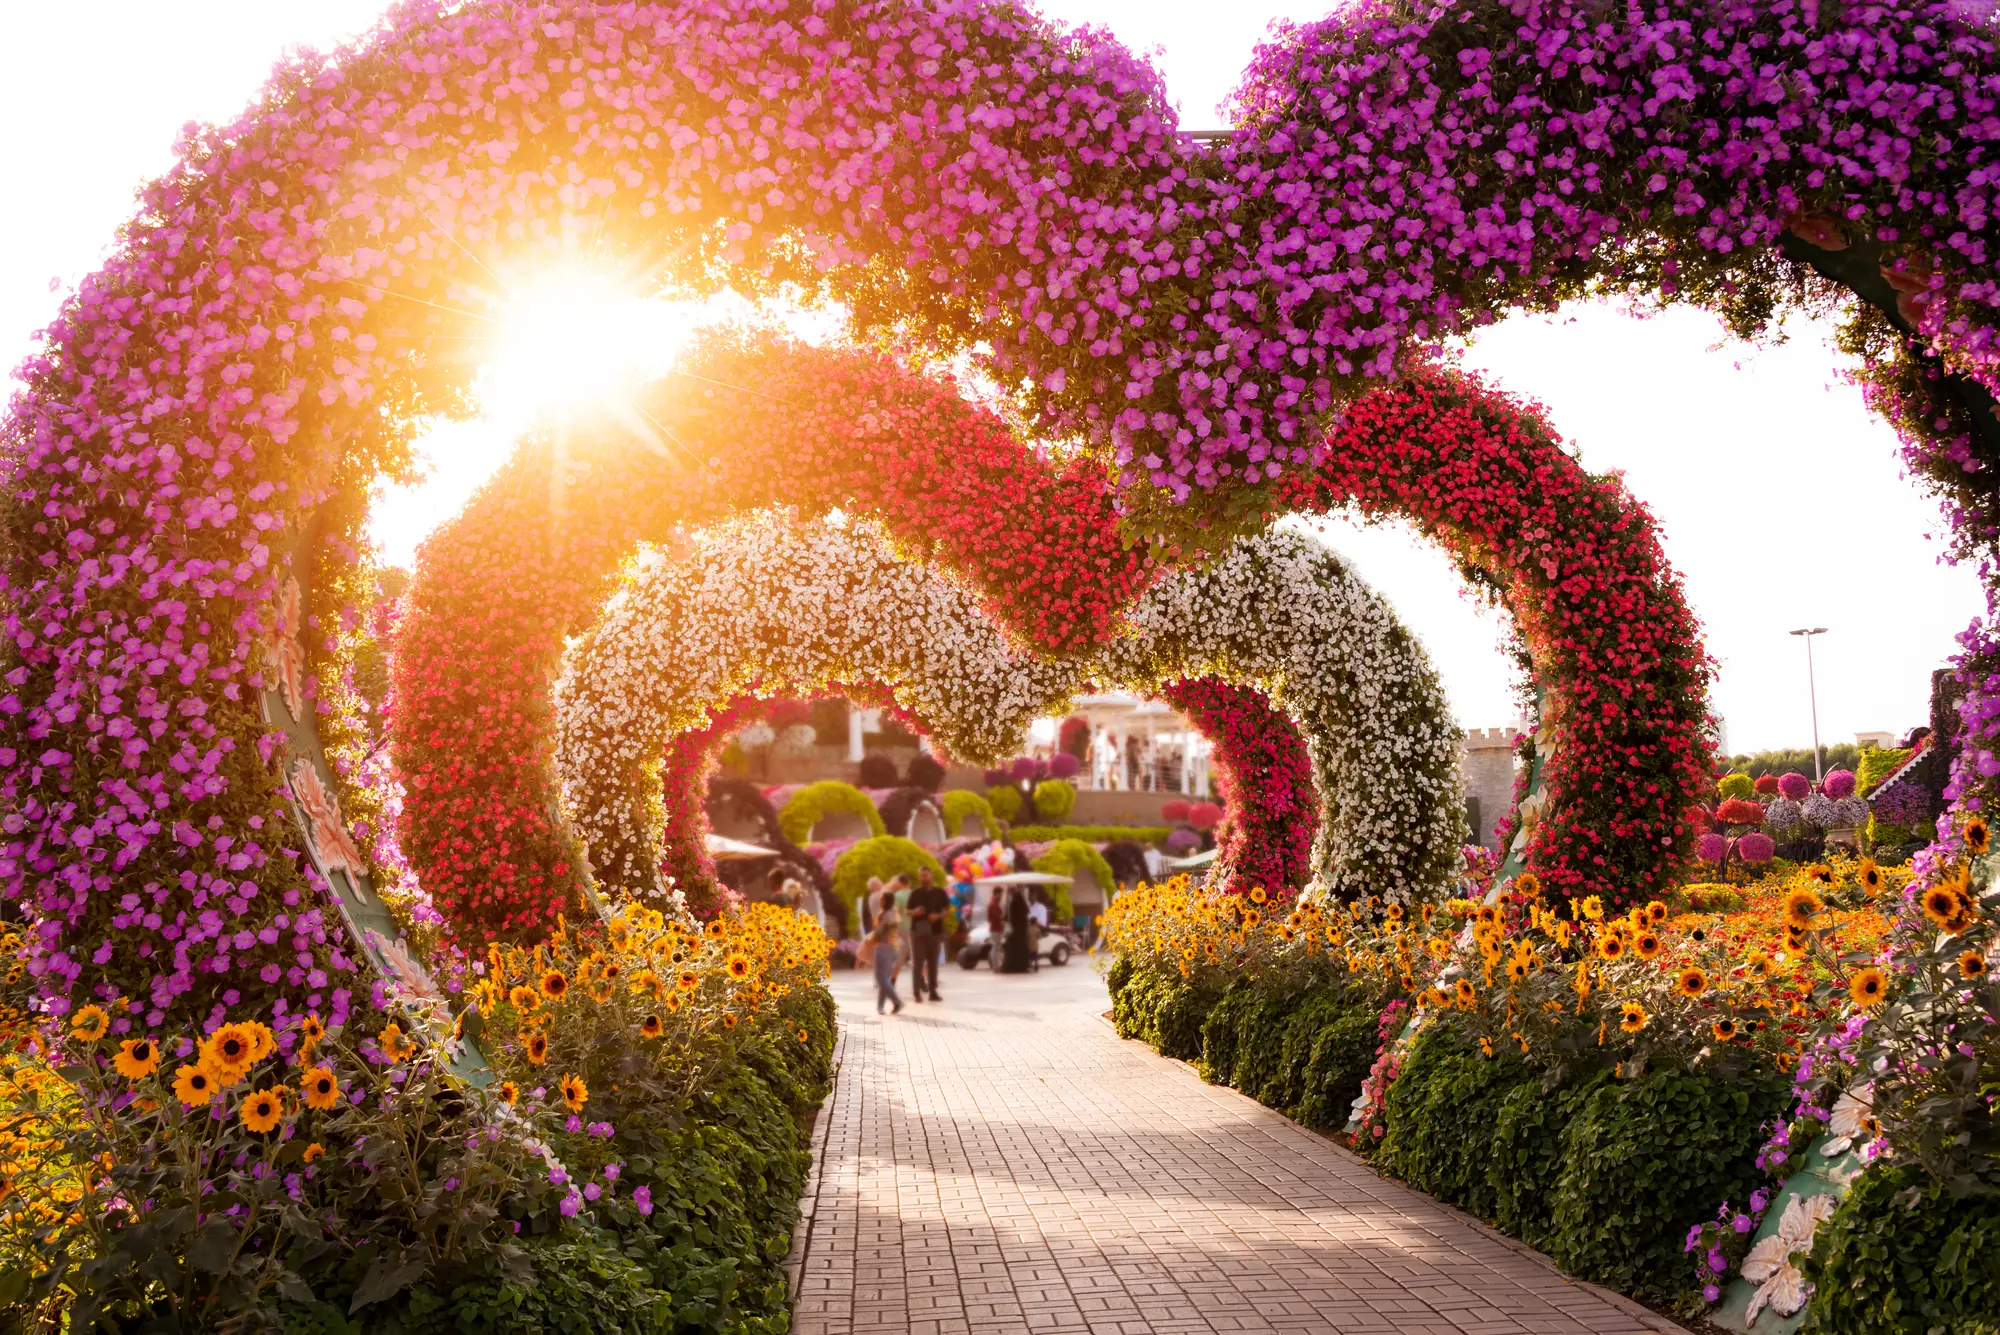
[1790,627,1829,781]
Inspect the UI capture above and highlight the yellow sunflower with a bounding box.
[303,1142,325,1164]
[1618,1002,1649,1033]
[1858,859,1884,895]
[377,1024,416,1064]
[1961,950,1989,980]
[1453,977,1478,1007]
[113,1038,161,1079]
[1966,816,1992,855]
[508,984,541,1012]
[1248,886,1268,905]
[240,1086,286,1135]
[1505,957,1530,983]
[1578,895,1605,921]
[200,1023,257,1084]
[540,969,568,1002]
[1633,932,1663,961]
[560,1073,588,1113]
[1674,967,1708,998]
[524,1032,549,1065]
[1514,873,1541,898]
[1782,889,1823,929]
[299,1014,326,1047]
[1804,863,1835,887]
[1849,968,1888,1008]
[301,1065,340,1111]
[725,953,752,981]
[1646,900,1668,924]
[640,1015,663,1039]
[70,1005,110,1043]
[1922,885,1967,929]
[499,1080,519,1106]
[172,1063,219,1107]
[1711,1018,1738,1042]
[1596,934,1626,962]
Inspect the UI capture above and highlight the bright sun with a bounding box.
[479,268,707,427]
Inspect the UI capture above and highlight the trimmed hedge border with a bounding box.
[1105,960,2000,1328]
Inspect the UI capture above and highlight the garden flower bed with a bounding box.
[1102,852,1999,1330]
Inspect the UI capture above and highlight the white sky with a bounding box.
[2,0,1982,755]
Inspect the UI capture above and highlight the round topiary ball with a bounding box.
[1718,773,1756,802]
[1737,832,1776,864]
[1777,772,1811,802]
[1048,752,1081,779]
[1698,832,1727,864]
[1823,769,1857,800]
[1754,774,1780,796]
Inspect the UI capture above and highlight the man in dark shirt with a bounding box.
[906,870,952,1002]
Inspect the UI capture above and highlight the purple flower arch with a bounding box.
[9,0,2000,1039]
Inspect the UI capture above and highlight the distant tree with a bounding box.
[1721,743,1864,779]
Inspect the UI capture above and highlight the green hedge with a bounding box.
[939,789,998,840]
[1007,824,1172,846]
[1108,962,1219,1062]
[777,780,885,845]
[1801,1161,2000,1335]
[285,989,837,1335]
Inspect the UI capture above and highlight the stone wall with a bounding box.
[1461,727,1520,854]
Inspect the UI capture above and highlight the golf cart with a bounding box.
[956,871,1077,969]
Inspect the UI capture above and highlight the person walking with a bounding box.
[868,917,904,1014]
[906,870,951,1002]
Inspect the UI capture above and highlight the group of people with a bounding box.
[858,870,951,1014]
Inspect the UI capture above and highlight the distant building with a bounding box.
[1855,730,1897,750]
[1462,728,1520,854]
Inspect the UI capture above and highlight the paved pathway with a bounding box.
[788,959,1684,1335]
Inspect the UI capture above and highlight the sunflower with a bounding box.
[508,985,541,1012]
[798,1027,811,1043]
[1858,859,1884,895]
[498,1080,519,1106]
[721,1012,739,1029]
[1849,968,1888,1008]
[1578,895,1604,921]
[1475,905,1501,930]
[244,1021,276,1062]
[172,1063,219,1107]
[1634,932,1663,961]
[1674,967,1708,998]
[1711,1017,1738,1042]
[113,1038,161,1079]
[1618,1002,1649,1033]
[1646,900,1668,924]
[560,1073,588,1113]
[1804,863,1835,887]
[725,953,752,981]
[524,1032,549,1065]
[640,1015,663,1039]
[1922,885,1966,928]
[1248,886,1268,905]
[705,920,727,939]
[1961,950,1989,980]
[302,1142,325,1164]
[1966,816,1992,855]
[1453,977,1478,1007]
[299,1014,326,1046]
[1596,934,1626,961]
[599,960,623,983]
[69,1005,110,1043]
[1514,873,1541,898]
[378,1024,416,1064]
[201,1024,258,1084]
[1478,1036,1495,1059]
[301,1065,340,1111]
[630,969,665,1000]
[240,1086,286,1134]
[1782,889,1823,929]
[540,969,568,1002]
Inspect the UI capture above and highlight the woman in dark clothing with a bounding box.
[1001,887,1034,973]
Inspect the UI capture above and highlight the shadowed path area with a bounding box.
[788,960,1685,1335]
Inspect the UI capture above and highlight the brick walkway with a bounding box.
[788,958,1685,1335]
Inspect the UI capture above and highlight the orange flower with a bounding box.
[240,1086,286,1134]
[377,1024,416,1064]
[201,1024,258,1085]
[301,1065,340,1111]
[540,970,568,1002]
[69,1005,110,1043]
[302,1142,325,1164]
[1618,1002,1649,1033]
[560,1073,588,1113]
[1711,1018,1738,1042]
[1849,968,1888,1008]
[172,1063,218,1107]
[1674,967,1707,998]
[1633,931,1663,961]
[725,954,752,981]
[1960,951,1989,981]
[112,1038,161,1079]
[640,1015,663,1039]
[498,1080,519,1106]
[524,1032,549,1065]
[1782,889,1822,929]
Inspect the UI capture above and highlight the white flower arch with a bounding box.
[555,516,1463,903]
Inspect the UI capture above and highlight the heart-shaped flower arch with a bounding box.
[553,515,1463,910]
[1,0,1798,1035]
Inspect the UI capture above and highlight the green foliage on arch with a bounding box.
[828,837,945,924]
[1028,839,1113,924]
[939,789,998,841]
[777,781,886,847]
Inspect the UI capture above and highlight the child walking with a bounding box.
[869,918,904,1014]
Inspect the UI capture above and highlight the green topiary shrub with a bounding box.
[1029,838,1114,922]
[1375,1027,1541,1224]
[1800,1160,2000,1335]
[1031,778,1077,822]
[1548,1067,1787,1301]
[1718,772,1756,801]
[1008,823,1171,845]
[1292,996,1384,1131]
[829,836,945,920]
[985,784,1023,822]
[939,789,998,840]
[777,780,885,845]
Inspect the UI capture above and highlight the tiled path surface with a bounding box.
[788,959,1685,1335]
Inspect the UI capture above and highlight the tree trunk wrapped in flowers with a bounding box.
[1159,678,1318,900]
